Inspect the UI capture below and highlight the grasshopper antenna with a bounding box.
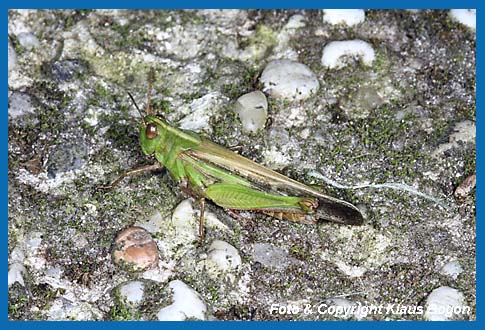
[146,67,154,116]
[128,92,146,126]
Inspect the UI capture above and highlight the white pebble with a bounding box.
[204,210,233,233]
[8,92,36,119]
[323,9,365,26]
[449,9,476,30]
[165,199,198,250]
[285,14,306,29]
[234,91,268,133]
[321,40,375,69]
[425,286,466,321]
[439,261,463,280]
[207,240,241,271]
[119,281,145,305]
[17,32,40,50]
[8,262,26,287]
[8,39,17,72]
[171,199,197,230]
[260,59,320,100]
[152,199,200,262]
[72,232,89,249]
[157,280,207,321]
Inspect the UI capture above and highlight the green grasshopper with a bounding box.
[102,69,363,239]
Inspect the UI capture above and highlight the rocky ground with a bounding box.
[8,9,475,320]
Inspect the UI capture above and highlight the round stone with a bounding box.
[156,280,207,321]
[321,40,375,69]
[454,174,476,199]
[424,286,466,321]
[17,32,40,50]
[439,261,463,279]
[113,226,159,271]
[207,240,241,271]
[260,59,320,100]
[119,281,145,305]
[449,9,476,30]
[8,39,17,72]
[234,91,268,133]
[322,9,365,26]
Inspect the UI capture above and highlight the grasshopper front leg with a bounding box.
[98,163,162,190]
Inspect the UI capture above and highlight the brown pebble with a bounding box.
[454,174,476,199]
[113,226,158,271]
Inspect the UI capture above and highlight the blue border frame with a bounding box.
[2,0,483,9]
[4,0,480,328]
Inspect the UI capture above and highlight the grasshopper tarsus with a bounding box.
[225,209,252,222]
[198,198,206,243]
[98,163,162,191]
[227,144,243,153]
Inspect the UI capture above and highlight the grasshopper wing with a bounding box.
[186,139,364,225]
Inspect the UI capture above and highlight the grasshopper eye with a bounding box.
[146,123,158,139]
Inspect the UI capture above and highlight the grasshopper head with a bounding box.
[139,115,164,155]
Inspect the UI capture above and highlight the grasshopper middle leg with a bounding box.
[198,198,206,242]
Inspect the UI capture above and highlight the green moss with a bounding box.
[221,65,260,100]
[289,244,311,261]
[222,83,244,101]
[151,99,173,114]
[179,91,204,103]
[109,301,141,320]
[320,104,429,181]
[10,34,25,56]
[112,22,150,50]
[254,24,277,46]
[237,24,277,61]
[463,148,476,177]
[8,286,30,320]
[179,10,204,26]
[208,286,220,303]
[210,108,239,139]
[84,51,160,88]
[56,10,91,29]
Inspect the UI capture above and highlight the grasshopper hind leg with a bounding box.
[315,199,364,225]
[260,210,317,225]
